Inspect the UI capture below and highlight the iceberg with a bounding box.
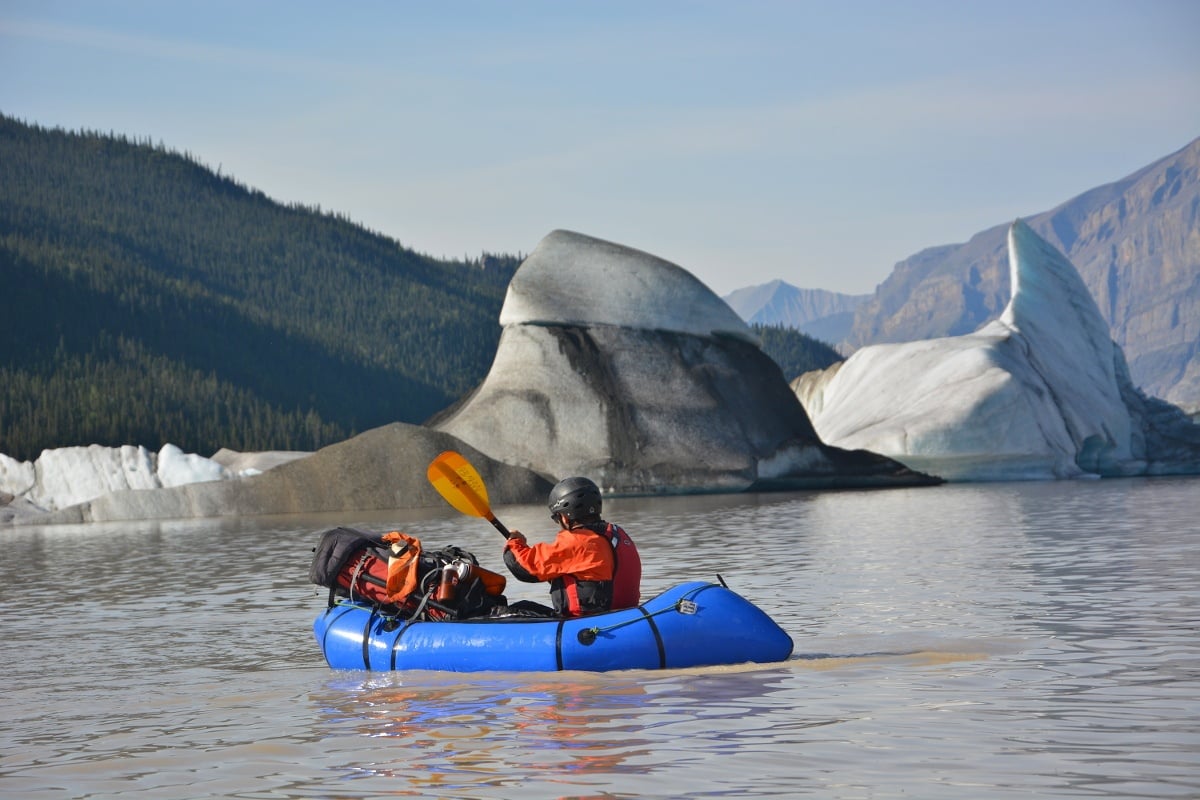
[434,230,935,492]
[794,220,1200,481]
[0,443,312,523]
[0,444,230,516]
[499,229,756,343]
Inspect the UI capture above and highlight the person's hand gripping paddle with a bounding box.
[426,450,512,539]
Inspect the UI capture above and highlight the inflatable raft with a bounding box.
[313,580,794,672]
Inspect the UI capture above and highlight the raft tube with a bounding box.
[313,581,794,672]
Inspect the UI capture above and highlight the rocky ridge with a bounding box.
[842,137,1200,415]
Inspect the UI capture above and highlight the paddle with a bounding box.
[426,450,512,539]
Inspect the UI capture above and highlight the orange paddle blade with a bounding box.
[427,450,493,520]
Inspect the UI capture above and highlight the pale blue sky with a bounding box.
[3,1,1198,295]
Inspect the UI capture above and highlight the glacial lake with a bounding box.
[2,476,1197,799]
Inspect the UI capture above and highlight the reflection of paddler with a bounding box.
[509,680,652,775]
[314,683,515,786]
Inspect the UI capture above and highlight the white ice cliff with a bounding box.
[0,444,307,523]
[0,444,226,512]
[794,219,1200,481]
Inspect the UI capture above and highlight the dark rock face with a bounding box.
[844,137,1200,415]
[432,231,937,493]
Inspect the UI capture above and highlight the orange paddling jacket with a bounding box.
[503,521,642,617]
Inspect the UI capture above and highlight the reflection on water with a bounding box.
[316,674,659,789]
[1,477,1198,798]
[310,664,832,797]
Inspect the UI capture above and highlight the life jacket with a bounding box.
[552,522,642,616]
[604,523,642,609]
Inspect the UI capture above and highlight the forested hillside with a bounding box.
[750,323,841,381]
[0,115,519,461]
[0,116,841,463]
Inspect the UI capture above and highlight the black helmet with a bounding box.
[548,477,602,523]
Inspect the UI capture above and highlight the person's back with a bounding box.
[501,477,642,617]
[603,521,641,609]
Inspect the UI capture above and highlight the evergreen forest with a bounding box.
[1,114,839,463]
[751,323,840,382]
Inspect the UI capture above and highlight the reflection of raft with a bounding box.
[313,580,794,672]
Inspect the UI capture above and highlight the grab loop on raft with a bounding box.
[576,596,700,646]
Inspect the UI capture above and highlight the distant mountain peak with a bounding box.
[723,280,870,345]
